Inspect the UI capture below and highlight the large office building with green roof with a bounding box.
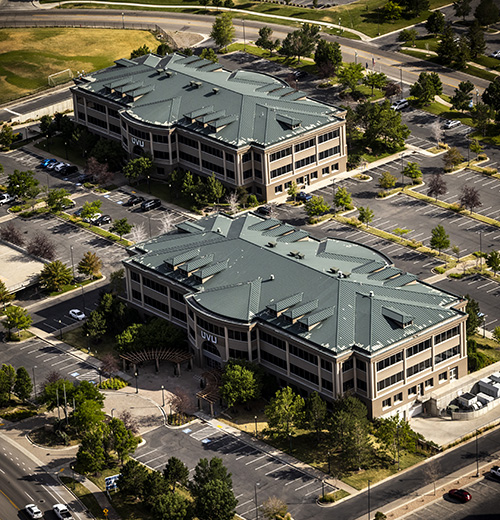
[123,212,468,419]
[71,52,347,202]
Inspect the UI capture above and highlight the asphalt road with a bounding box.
[0,435,89,520]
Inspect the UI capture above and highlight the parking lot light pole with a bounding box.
[111,408,116,418]
[161,385,165,407]
[254,416,258,436]
[475,430,479,477]
[121,12,124,29]
[367,479,371,520]
[70,245,75,280]
[32,366,37,399]
[135,371,139,394]
[59,320,63,339]
[254,482,260,520]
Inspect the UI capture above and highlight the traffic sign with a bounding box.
[105,474,120,490]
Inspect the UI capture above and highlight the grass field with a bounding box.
[0,28,158,104]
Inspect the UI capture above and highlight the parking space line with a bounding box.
[246,455,267,465]
[144,454,168,465]
[255,461,274,470]
[236,449,258,460]
[42,356,59,362]
[487,286,498,293]
[305,485,324,497]
[295,480,315,491]
[265,465,286,476]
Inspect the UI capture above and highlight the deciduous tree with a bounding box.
[109,417,139,465]
[430,224,450,254]
[279,23,321,63]
[402,162,422,183]
[486,250,500,276]
[46,188,72,213]
[78,251,102,279]
[410,72,442,106]
[2,306,32,339]
[111,218,133,239]
[333,187,352,211]
[255,26,280,56]
[0,222,24,246]
[375,414,416,463]
[453,0,471,21]
[123,157,153,183]
[363,72,388,95]
[471,102,493,135]
[383,0,403,21]
[426,174,447,200]
[265,386,305,439]
[39,260,72,292]
[474,0,499,26]
[305,195,330,217]
[151,492,190,520]
[80,200,102,222]
[83,310,107,343]
[358,206,374,227]
[117,459,149,498]
[459,184,482,213]
[337,62,364,93]
[210,13,235,51]
[378,171,397,190]
[220,361,261,408]
[130,44,150,59]
[0,280,15,310]
[200,47,218,63]
[72,399,106,433]
[443,146,464,171]
[7,170,39,199]
[314,39,342,77]
[77,430,106,475]
[305,392,327,440]
[425,11,445,35]
[1,364,16,401]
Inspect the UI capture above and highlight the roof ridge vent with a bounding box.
[337,270,343,278]
[212,87,219,94]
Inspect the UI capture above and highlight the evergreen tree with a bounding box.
[465,295,483,336]
[78,251,102,279]
[467,20,485,59]
[14,366,32,401]
[76,430,106,474]
[474,0,500,26]
[151,492,190,520]
[279,23,321,63]
[314,39,342,77]
[436,25,458,65]
[453,0,471,21]
[410,72,442,106]
[164,457,189,492]
[451,81,474,112]
[430,224,450,254]
[117,459,149,499]
[425,11,445,35]
[0,280,15,310]
[194,479,238,520]
[1,364,16,401]
[255,26,280,56]
[83,310,107,343]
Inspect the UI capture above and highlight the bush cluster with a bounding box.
[98,377,127,390]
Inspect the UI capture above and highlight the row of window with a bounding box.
[260,331,286,350]
[144,295,169,314]
[271,163,293,179]
[88,115,107,130]
[406,338,432,358]
[377,371,404,391]
[270,147,292,162]
[202,159,225,176]
[178,134,198,148]
[201,142,223,159]
[87,101,106,113]
[318,146,340,161]
[318,128,340,143]
[435,345,460,364]
[229,348,249,360]
[407,358,432,378]
[171,308,187,322]
[376,352,403,372]
[170,289,184,303]
[294,138,315,153]
[197,317,224,337]
[228,330,248,342]
[295,154,316,170]
[179,150,198,165]
[261,349,287,370]
[289,344,318,366]
[290,363,319,385]
[129,126,149,140]
[143,276,168,295]
[435,326,460,345]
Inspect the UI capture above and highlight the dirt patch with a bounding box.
[161,30,204,50]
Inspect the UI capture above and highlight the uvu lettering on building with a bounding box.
[201,330,217,344]
[131,136,145,147]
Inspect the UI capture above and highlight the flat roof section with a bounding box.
[0,242,45,292]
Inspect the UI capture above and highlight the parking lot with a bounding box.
[2,337,101,395]
[136,421,335,520]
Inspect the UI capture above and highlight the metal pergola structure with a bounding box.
[196,369,221,417]
[120,347,193,376]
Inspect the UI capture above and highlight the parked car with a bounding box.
[444,119,461,129]
[490,50,500,59]
[74,207,84,217]
[294,70,307,79]
[390,98,409,111]
[0,193,16,205]
[82,212,102,224]
[490,465,500,479]
[25,504,43,519]
[124,195,145,207]
[54,162,69,173]
[141,198,161,211]
[95,214,112,226]
[296,191,312,202]
[47,160,63,171]
[256,205,271,217]
[61,199,76,210]
[53,504,73,520]
[40,158,57,169]
[69,309,86,321]
[448,488,471,503]
[61,165,79,175]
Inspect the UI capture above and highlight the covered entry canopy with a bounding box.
[120,347,193,375]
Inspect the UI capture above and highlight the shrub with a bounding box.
[9,205,23,213]
[0,409,37,421]
[98,377,128,390]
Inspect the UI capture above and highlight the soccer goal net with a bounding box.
[48,69,74,87]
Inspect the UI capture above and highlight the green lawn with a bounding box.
[0,28,158,104]
[60,477,107,520]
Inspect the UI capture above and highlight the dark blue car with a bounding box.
[297,191,312,202]
[40,158,57,168]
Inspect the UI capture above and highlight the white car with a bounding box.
[490,50,500,59]
[54,162,69,172]
[444,119,461,129]
[25,504,43,519]
[53,504,73,520]
[82,212,102,224]
[46,161,62,170]
[490,465,500,479]
[69,309,86,321]
[390,98,409,111]
[0,193,16,205]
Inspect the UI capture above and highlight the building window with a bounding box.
[290,345,318,365]
[261,349,287,370]
[343,379,354,392]
[144,295,169,314]
[342,358,354,372]
[270,147,292,162]
[424,378,434,388]
[322,378,333,392]
[318,146,340,161]
[260,331,286,350]
[321,359,332,371]
[179,150,199,165]
[310,171,318,180]
[198,317,224,336]
[243,169,253,179]
[226,170,235,179]
[377,352,403,372]
[435,326,460,345]
[271,163,292,179]
[295,154,316,170]
[132,289,141,301]
[294,138,315,153]
[153,134,169,143]
[130,271,140,283]
[229,348,249,360]
[178,134,198,148]
[382,398,391,409]
[154,150,170,160]
[318,129,339,143]
[143,276,168,295]
[254,169,262,179]
[439,371,447,382]
[322,166,329,176]
[357,379,367,392]
[171,308,187,322]
[394,392,403,403]
[274,185,283,194]
[228,330,248,342]
[377,371,404,391]
[109,124,120,134]
[406,339,432,358]
[434,345,460,364]
[290,363,319,385]
[201,143,223,158]
[87,115,108,130]
[129,126,148,140]
[408,386,417,397]
[242,151,252,163]
[202,159,225,176]
[170,290,184,302]
[407,358,432,378]
[356,359,367,372]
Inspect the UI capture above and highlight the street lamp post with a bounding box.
[254,482,260,520]
[254,415,258,436]
[242,20,246,52]
[64,141,68,160]
[81,285,86,312]
[161,385,165,407]
[147,175,151,193]
[400,153,405,187]
[135,371,139,394]
[32,366,37,399]
[70,245,75,280]
[121,12,124,29]
[59,320,63,340]
[475,430,479,477]
[111,408,116,418]
[367,479,371,520]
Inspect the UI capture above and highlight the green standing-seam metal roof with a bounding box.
[73,52,345,148]
[125,213,465,358]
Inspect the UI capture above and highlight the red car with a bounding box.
[449,488,471,503]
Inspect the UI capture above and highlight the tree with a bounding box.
[39,260,72,292]
[260,496,288,520]
[210,13,235,51]
[459,184,482,213]
[314,39,342,77]
[465,295,483,336]
[492,326,500,344]
[131,223,148,243]
[7,169,39,199]
[305,392,327,440]
[469,139,483,161]
[123,157,153,183]
[410,72,442,106]
[46,188,72,213]
[90,139,125,173]
[430,224,450,254]
[80,200,102,222]
[1,364,16,401]
[467,20,485,59]
[453,0,471,20]
[482,78,500,113]
[111,218,133,239]
[220,361,261,408]
[443,146,464,171]
[2,305,32,339]
[384,82,402,100]
[399,0,430,16]
[109,417,139,465]
[398,28,418,47]
[157,42,173,55]
[42,379,74,416]
[426,174,447,200]
[354,205,373,227]
[28,233,56,260]
[287,180,299,201]
[333,187,352,212]
[83,311,107,343]
[363,72,388,95]
[85,157,113,186]
[194,478,237,520]
[430,120,444,146]
[382,1,403,21]
[402,162,422,183]
[151,492,190,520]
[206,173,225,203]
[116,323,143,352]
[451,81,474,112]
[425,11,445,35]
[130,44,150,59]
[474,0,500,26]
[164,457,189,492]
[305,195,330,217]
[109,268,125,296]
[72,399,106,433]
[200,48,219,63]
[0,280,15,310]
[77,430,106,475]
[486,250,500,276]
[190,457,233,500]
[265,386,305,439]
[77,251,102,279]
[74,380,105,408]
[0,124,14,148]
[255,26,280,57]
[14,366,32,401]
[436,25,458,65]
[0,222,24,247]
[375,414,416,463]
[471,102,493,136]
[337,62,364,93]
[118,459,149,498]
[455,36,470,70]
[378,171,397,190]
[279,23,321,63]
